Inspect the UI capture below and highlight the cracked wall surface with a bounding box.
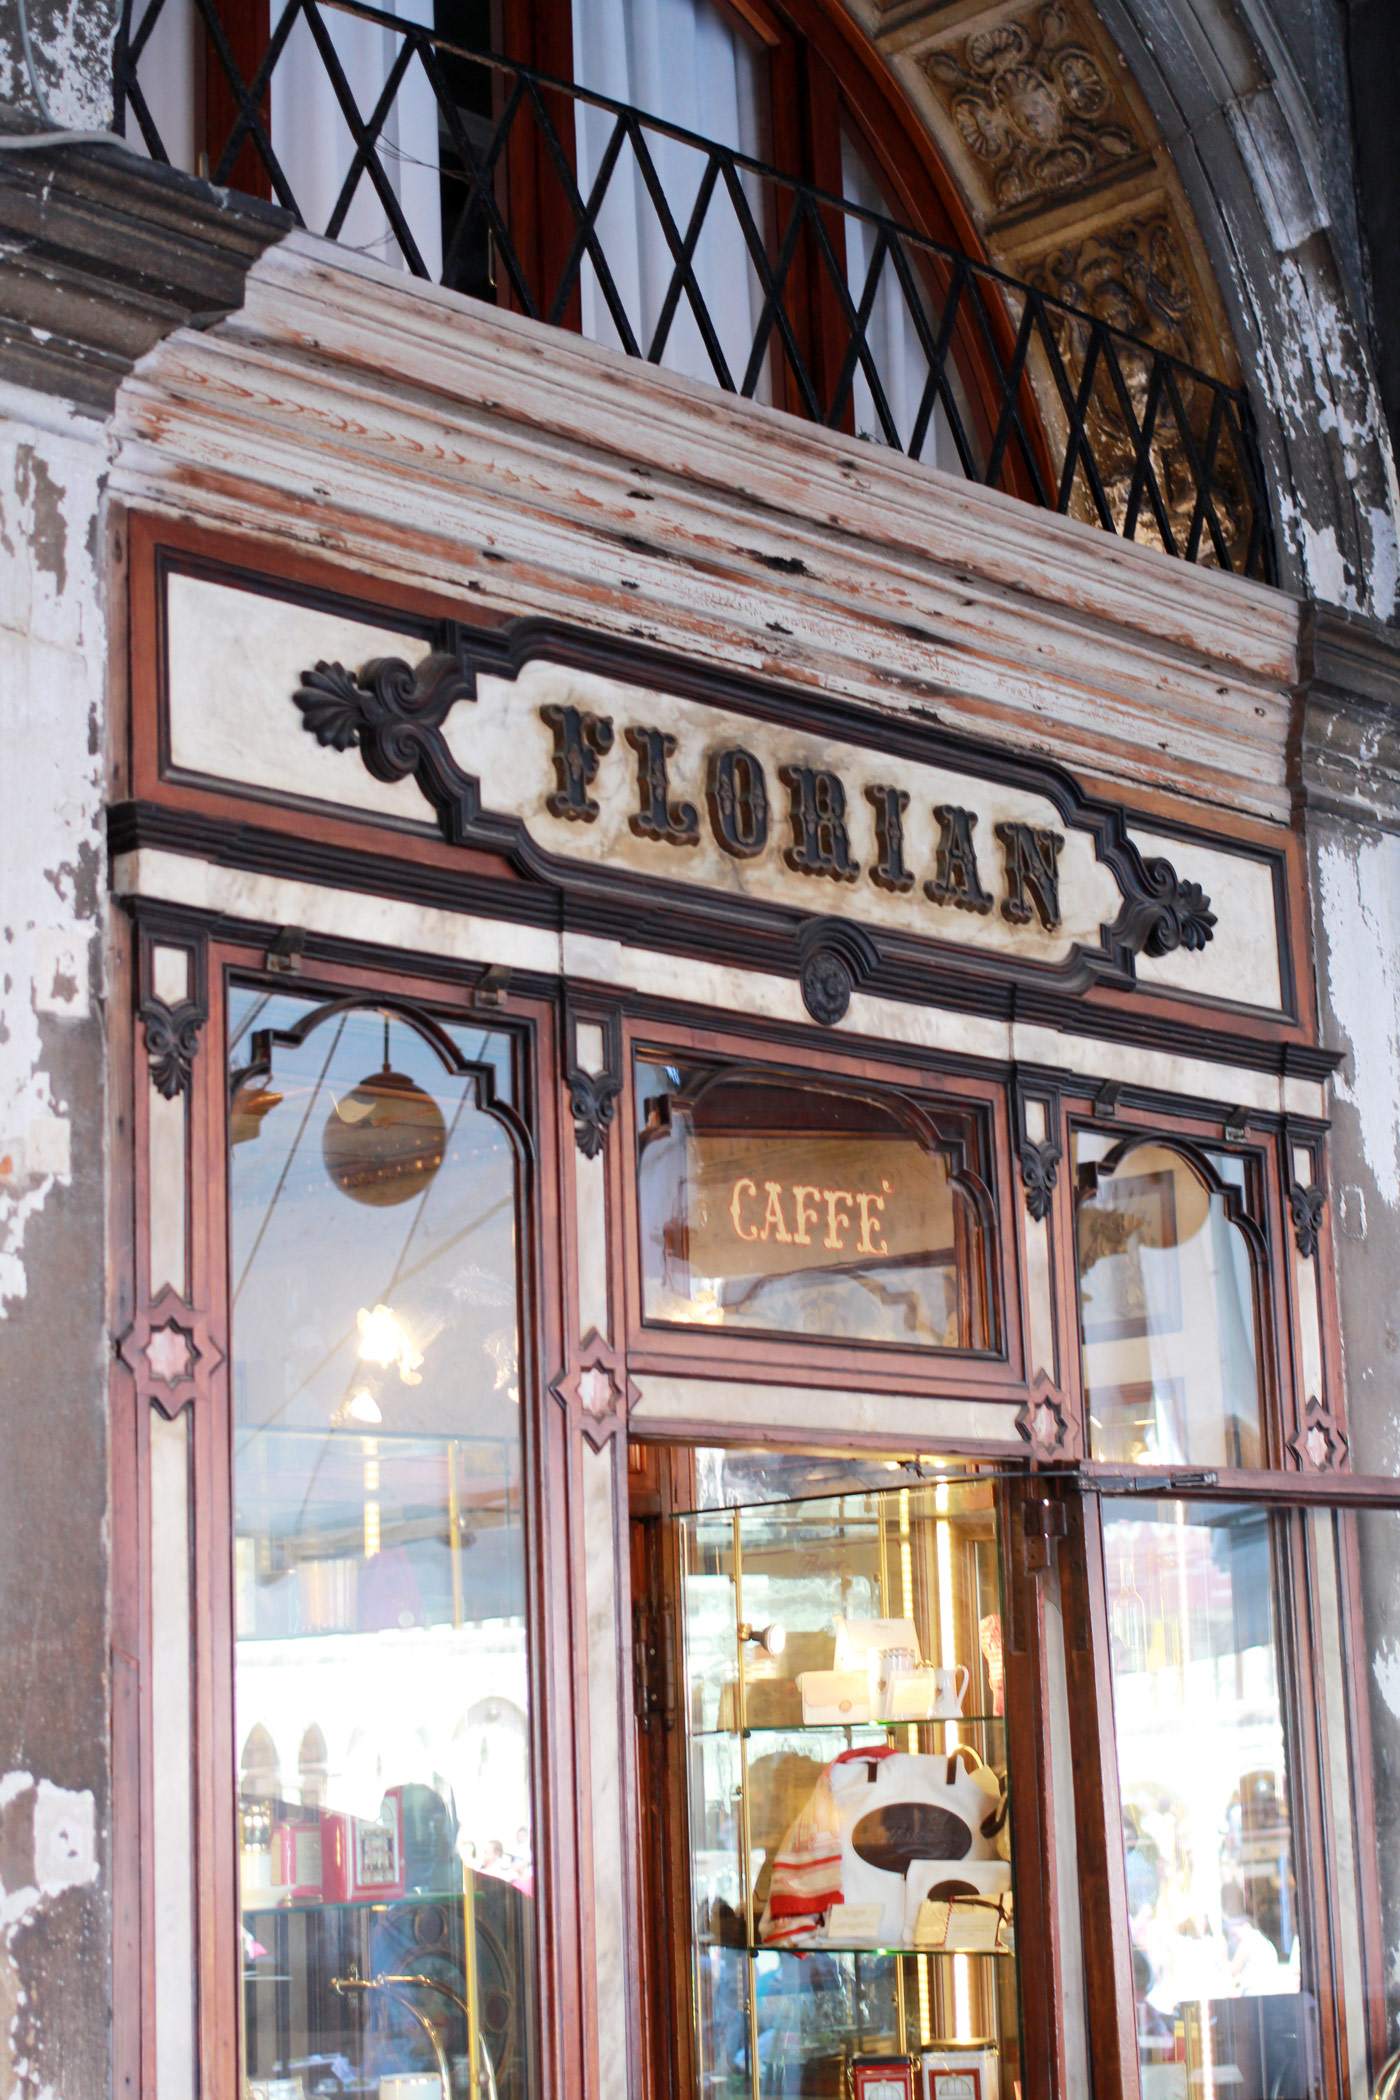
[0,389,111,2100]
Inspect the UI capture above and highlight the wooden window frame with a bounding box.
[112,925,589,2100]
[617,1013,1029,1401]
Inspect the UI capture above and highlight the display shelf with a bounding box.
[678,1476,1021,2100]
[699,1940,1015,1960]
[241,1887,465,1917]
[692,1715,1004,1738]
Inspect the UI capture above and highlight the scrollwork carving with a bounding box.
[568,1069,622,1159]
[1018,1137,1062,1222]
[139,996,207,1099]
[1111,855,1217,960]
[920,3,1142,212]
[294,651,480,841]
[1288,1183,1325,1260]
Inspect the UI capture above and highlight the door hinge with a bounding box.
[1020,1494,1069,1573]
[633,1600,677,1730]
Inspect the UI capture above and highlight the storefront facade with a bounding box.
[3,5,1400,2100]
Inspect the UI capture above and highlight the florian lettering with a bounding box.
[707,747,770,859]
[865,784,914,894]
[996,821,1065,931]
[780,765,859,882]
[728,1176,892,1256]
[925,804,993,915]
[540,703,615,822]
[625,725,700,845]
[531,714,1087,946]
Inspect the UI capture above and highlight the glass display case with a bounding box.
[677,1474,1021,2100]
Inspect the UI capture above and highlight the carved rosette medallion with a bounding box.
[919,3,1144,212]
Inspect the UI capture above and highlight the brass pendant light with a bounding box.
[322,1018,447,1207]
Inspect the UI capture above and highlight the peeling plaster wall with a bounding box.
[0,385,112,2100]
[0,0,119,131]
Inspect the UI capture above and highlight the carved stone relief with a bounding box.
[1026,214,1252,565]
[917,3,1145,214]
[839,0,1249,556]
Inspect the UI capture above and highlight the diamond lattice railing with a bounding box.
[113,0,1274,579]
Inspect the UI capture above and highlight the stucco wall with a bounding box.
[0,391,110,2100]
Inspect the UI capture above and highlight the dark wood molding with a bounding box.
[108,799,1343,1084]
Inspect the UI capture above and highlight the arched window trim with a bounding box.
[229,989,537,1171]
[634,1046,1006,1360]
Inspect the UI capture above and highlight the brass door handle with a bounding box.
[1374,2046,1400,2100]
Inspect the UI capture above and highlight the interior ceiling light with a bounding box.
[323,1020,446,1206]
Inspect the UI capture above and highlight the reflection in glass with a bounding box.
[1076,1141,1263,1467]
[680,1478,1020,2098]
[228,987,536,2098]
[636,1058,993,1350]
[1104,1500,1316,2100]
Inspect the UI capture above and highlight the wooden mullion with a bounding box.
[1059,1490,1143,2100]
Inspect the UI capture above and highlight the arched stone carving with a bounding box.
[839,0,1399,618]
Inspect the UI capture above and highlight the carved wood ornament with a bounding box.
[292,621,1217,1027]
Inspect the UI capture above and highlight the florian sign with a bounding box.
[292,626,1217,1022]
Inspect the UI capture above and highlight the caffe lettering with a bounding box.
[728,1176,892,1256]
[541,708,1065,932]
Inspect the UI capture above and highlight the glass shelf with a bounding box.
[693,1715,1003,1737]
[242,1888,468,1917]
[703,1941,1014,1960]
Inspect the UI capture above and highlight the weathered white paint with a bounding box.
[112,234,1303,823]
[0,1773,99,2100]
[166,572,430,823]
[0,1774,98,1931]
[1316,831,1400,1213]
[631,1375,1022,1444]
[1130,826,1284,1011]
[0,389,106,1314]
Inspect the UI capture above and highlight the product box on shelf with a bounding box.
[270,1819,323,1904]
[320,1793,405,1904]
[921,2044,999,2100]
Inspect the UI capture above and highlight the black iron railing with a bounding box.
[113,0,1273,579]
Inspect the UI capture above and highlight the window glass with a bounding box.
[636,1057,994,1350]
[839,125,978,478]
[680,1475,1022,2099]
[570,0,772,393]
[1104,1499,1318,2100]
[228,988,537,2099]
[1076,1139,1264,1468]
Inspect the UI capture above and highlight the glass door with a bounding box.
[673,1469,1024,2100]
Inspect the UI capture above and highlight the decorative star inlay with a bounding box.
[116,1286,224,1419]
[551,1329,637,1448]
[146,1320,197,1385]
[1288,1395,1349,1473]
[1015,1380,1073,1459]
